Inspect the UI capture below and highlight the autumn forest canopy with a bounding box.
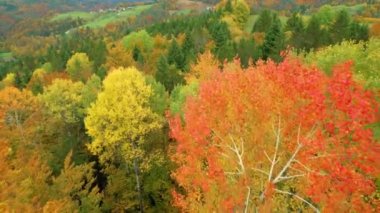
[0,0,379,212]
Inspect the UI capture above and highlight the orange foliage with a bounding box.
[42,72,69,86]
[371,23,380,37]
[169,58,380,212]
[186,50,219,82]
[0,87,39,131]
[0,139,51,212]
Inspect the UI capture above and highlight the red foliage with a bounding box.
[169,57,379,211]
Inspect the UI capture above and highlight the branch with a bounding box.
[273,124,303,184]
[229,135,245,174]
[264,151,272,163]
[268,116,281,182]
[244,187,251,213]
[276,174,305,181]
[275,189,320,213]
[225,171,242,176]
[251,168,269,176]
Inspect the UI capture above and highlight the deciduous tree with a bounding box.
[85,67,162,212]
[66,52,94,82]
[169,57,379,212]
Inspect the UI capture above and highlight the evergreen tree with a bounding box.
[349,21,369,42]
[132,46,144,64]
[286,13,305,50]
[261,15,285,62]
[252,10,273,33]
[182,32,196,70]
[155,55,184,93]
[237,38,257,68]
[208,20,232,62]
[167,39,186,71]
[218,41,236,63]
[304,15,324,51]
[330,10,351,44]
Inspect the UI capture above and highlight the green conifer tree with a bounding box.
[286,13,305,50]
[261,15,285,62]
[252,10,273,33]
[155,55,184,93]
[167,39,186,71]
[330,10,351,43]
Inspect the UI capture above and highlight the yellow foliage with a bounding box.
[105,42,135,71]
[153,34,168,49]
[1,73,16,88]
[43,199,77,213]
[39,79,85,124]
[0,87,39,130]
[66,53,93,82]
[85,67,162,165]
[176,33,186,45]
[222,16,245,41]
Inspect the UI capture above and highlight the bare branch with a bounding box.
[273,143,303,183]
[244,187,251,213]
[273,124,303,184]
[275,189,320,213]
[221,153,232,159]
[264,151,272,163]
[240,138,244,158]
[293,160,314,173]
[225,171,242,176]
[268,116,281,182]
[251,168,269,176]
[276,174,305,181]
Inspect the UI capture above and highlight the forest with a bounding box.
[0,0,379,212]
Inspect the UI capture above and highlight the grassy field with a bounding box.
[84,4,153,28]
[51,11,95,22]
[173,9,192,16]
[51,4,154,29]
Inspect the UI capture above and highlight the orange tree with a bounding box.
[169,58,380,212]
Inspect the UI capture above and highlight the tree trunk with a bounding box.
[133,158,144,213]
[132,140,144,213]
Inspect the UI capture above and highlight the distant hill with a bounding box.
[0,0,156,37]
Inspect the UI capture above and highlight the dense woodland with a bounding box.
[0,0,380,212]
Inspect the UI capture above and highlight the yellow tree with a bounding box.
[105,42,135,71]
[66,52,94,82]
[85,67,162,212]
[39,79,85,125]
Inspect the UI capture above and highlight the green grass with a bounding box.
[84,5,153,28]
[51,11,95,22]
[50,4,154,29]
[174,9,192,16]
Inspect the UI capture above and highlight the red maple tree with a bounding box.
[169,57,380,212]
